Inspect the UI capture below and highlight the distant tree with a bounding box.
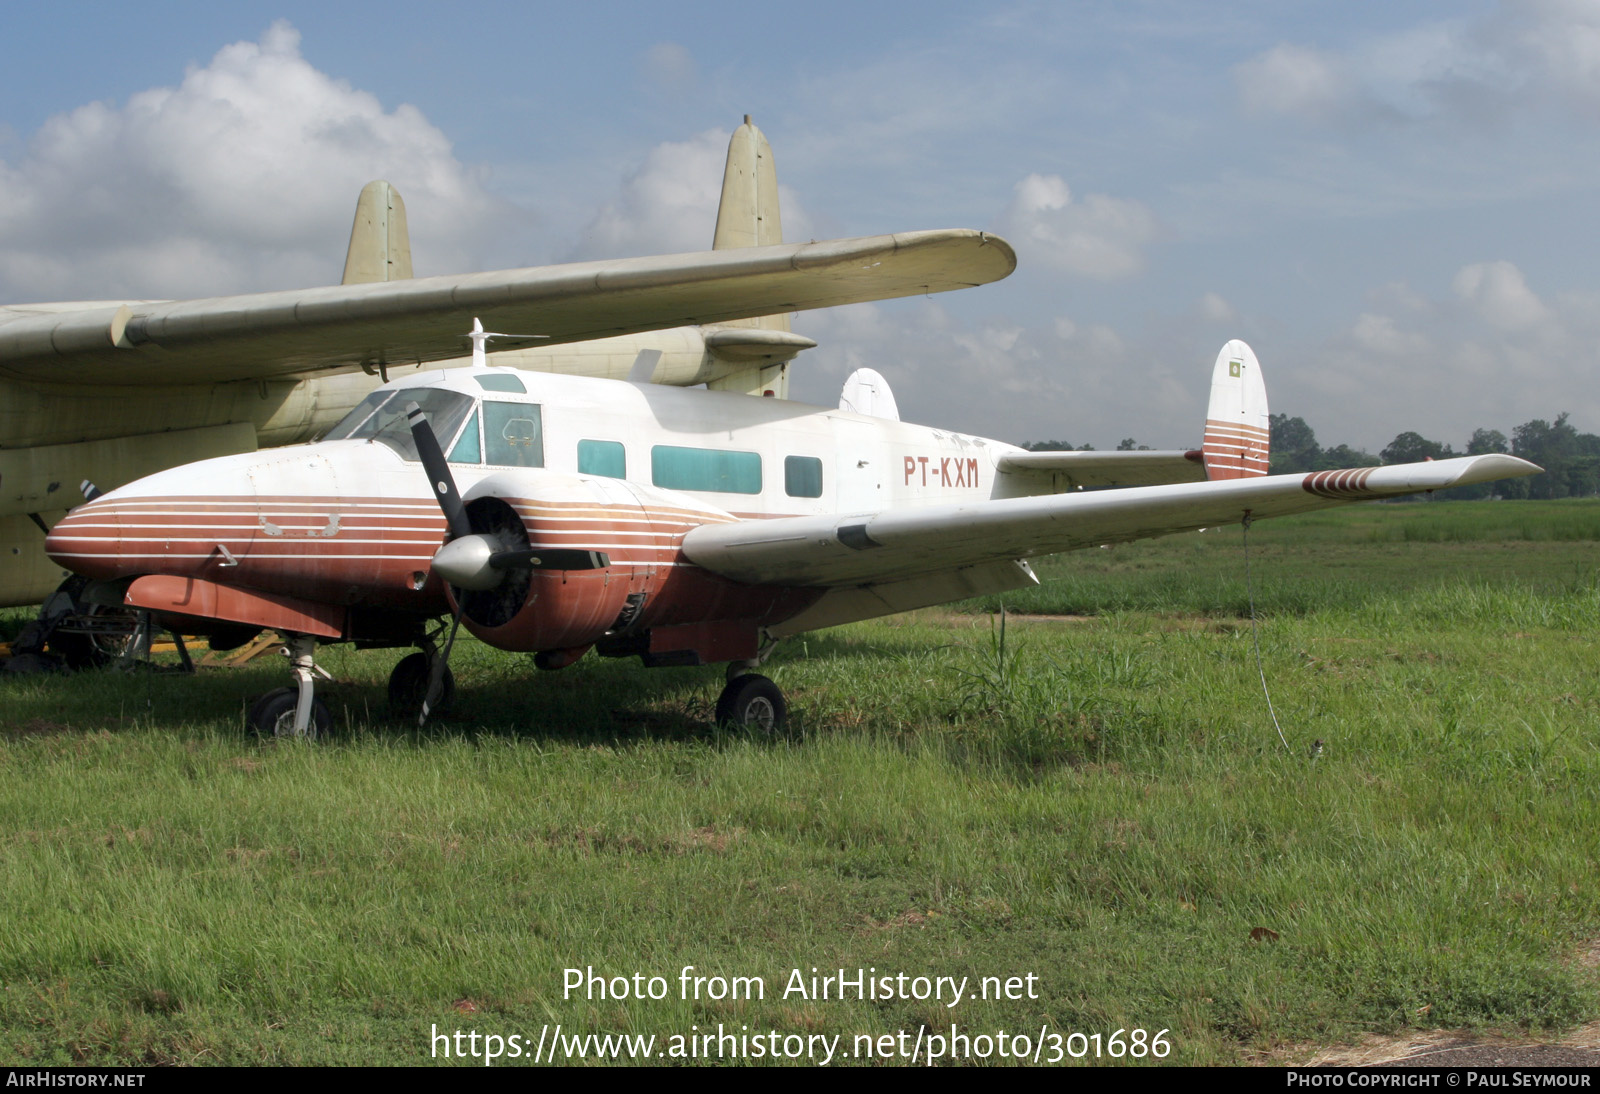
[1313,444,1380,471]
[1512,415,1579,499]
[1116,438,1150,451]
[1381,431,1455,465]
[1466,428,1507,455]
[1269,414,1320,474]
[1021,440,1078,451]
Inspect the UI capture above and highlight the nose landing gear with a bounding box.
[247,634,333,739]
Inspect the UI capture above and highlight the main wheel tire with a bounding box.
[387,652,454,718]
[715,673,787,734]
[248,686,332,740]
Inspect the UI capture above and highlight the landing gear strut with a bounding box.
[247,634,332,739]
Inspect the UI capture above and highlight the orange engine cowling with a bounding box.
[448,483,650,654]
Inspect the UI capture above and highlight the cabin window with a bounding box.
[476,373,527,394]
[323,387,476,463]
[448,410,481,464]
[484,401,544,468]
[651,445,762,495]
[784,455,824,498]
[578,439,626,479]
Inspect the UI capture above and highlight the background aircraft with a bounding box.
[0,118,994,611]
[42,335,1537,736]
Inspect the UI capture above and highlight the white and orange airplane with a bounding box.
[43,333,1538,736]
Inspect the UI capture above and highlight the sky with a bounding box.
[2,0,1598,452]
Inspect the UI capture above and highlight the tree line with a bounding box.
[1021,413,1599,499]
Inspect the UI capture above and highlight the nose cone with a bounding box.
[44,453,267,583]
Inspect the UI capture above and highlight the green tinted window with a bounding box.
[484,401,543,468]
[578,439,625,478]
[476,373,526,393]
[651,446,762,495]
[784,455,823,498]
[448,410,481,464]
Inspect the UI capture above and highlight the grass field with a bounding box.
[1,499,1597,1066]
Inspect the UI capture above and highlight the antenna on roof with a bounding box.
[466,317,548,368]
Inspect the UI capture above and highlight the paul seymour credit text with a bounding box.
[428,966,1172,1065]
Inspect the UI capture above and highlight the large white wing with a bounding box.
[0,230,1014,385]
[681,455,1540,588]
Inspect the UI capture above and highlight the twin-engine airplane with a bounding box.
[43,335,1540,736]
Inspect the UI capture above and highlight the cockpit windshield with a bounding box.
[323,388,477,462]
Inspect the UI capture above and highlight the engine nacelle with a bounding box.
[448,470,651,653]
[447,470,823,664]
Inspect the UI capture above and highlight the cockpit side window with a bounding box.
[484,401,544,468]
[448,410,482,464]
[324,388,477,463]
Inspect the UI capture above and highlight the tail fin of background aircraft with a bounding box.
[705,116,804,398]
[341,180,413,285]
[1201,339,1269,480]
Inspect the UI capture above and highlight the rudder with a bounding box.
[1201,339,1269,479]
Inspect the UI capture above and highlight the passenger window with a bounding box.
[484,401,544,468]
[784,455,823,498]
[651,446,762,495]
[448,410,481,464]
[578,439,626,479]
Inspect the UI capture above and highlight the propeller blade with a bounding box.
[406,402,473,541]
[489,548,610,572]
[421,600,465,727]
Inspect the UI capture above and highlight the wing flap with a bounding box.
[682,455,1541,587]
[996,449,1207,488]
[0,230,1015,385]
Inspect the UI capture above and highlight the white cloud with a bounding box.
[1000,173,1158,280]
[0,21,506,300]
[570,127,815,260]
[1234,44,1360,121]
[1233,1,1600,128]
[643,43,698,94]
[1452,260,1551,329]
[1200,292,1237,323]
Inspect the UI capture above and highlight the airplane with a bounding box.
[41,333,1539,736]
[0,116,954,620]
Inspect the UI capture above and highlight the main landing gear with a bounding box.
[716,659,787,734]
[386,648,455,720]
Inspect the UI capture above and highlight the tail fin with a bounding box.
[706,117,801,397]
[341,180,413,285]
[1201,339,1269,479]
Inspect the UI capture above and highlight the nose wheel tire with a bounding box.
[248,686,332,740]
[387,652,455,719]
[715,673,787,734]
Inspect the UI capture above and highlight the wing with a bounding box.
[996,449,1207,488]
[0,230,1014,386]
[681,455,1541,589]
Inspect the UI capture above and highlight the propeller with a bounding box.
[404,400,608,724]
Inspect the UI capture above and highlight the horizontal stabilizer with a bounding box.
[683,454,1541,588]
[996,449,1205,488]
[704,327,816,363]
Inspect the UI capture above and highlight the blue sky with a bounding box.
[3,1,1596,451]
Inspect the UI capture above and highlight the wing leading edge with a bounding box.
[682,455,1541,589]
[0,230,1015,386]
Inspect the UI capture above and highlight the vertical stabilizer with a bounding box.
[1201,339,1269,479]
[707,117,798,398]
[713,115,782,251]
[341,180,413,285]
